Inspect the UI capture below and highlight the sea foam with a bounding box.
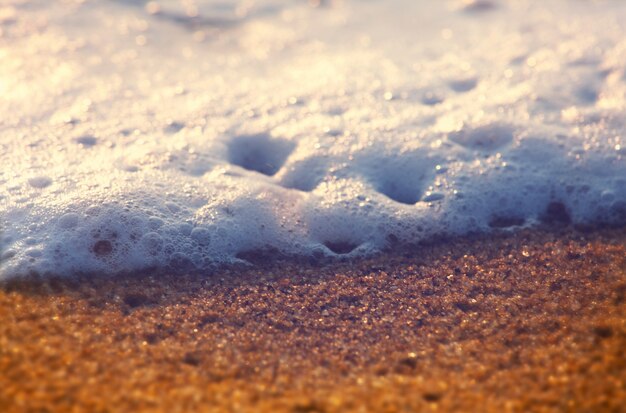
[1,0,625,278]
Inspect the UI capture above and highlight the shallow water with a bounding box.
[1,0,625,278]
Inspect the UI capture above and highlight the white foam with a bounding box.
[1,0,626,278]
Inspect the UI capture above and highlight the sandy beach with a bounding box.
[1,227,624,412]
[3,1,626,412]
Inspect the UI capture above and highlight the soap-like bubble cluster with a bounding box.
[1,0,626,278]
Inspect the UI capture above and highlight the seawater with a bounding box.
[1,0,625,278]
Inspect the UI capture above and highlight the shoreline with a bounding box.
[1,227,625,412]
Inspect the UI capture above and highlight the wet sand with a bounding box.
[1,228,625,412]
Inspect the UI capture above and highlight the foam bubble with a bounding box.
[27,177,52,189]
[1,0,626,278]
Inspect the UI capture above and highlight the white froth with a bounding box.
[1,0,626,278]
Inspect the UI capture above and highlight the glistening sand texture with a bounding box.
[1,228,625,412]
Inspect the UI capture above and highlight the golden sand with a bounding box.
[1,228,625,412]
